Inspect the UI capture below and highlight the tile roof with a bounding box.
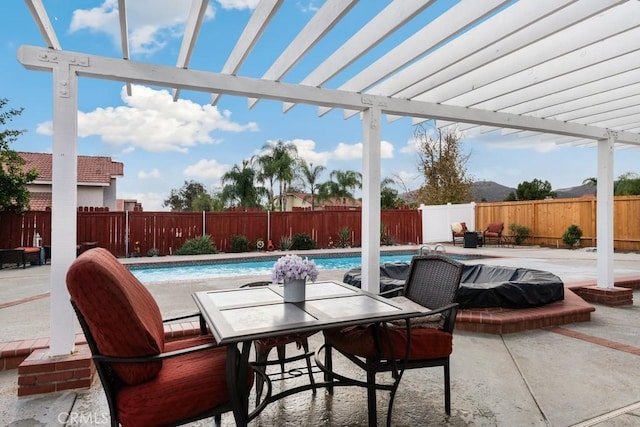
[18,152,124,184]
[28,192,52,211]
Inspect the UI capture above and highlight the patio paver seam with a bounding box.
[0,293,50,310]
[549,327,640,356]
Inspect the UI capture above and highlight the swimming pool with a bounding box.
[129,252,485,283]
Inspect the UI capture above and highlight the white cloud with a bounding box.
[332,140,394,160]
[69,0,215,55]
[138,168,161,179]
[400,137,420,154]
[183,159,230,181]
[119,191,168,211]
[37,85,259,153]
[217,0,260,10]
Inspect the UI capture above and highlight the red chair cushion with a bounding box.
[324,324,453,361]
[117,335,252,426]
[486,223,503,234]
[66,248,165,385]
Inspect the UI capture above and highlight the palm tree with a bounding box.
[220,159,265,209]
[329,169,362,199]
[258,140,298,211]
[256,153,278,210]
[298,160,325,210]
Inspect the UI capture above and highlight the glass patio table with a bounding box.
[192,280,422,427]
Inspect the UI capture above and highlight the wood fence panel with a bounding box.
[614,196,640,251]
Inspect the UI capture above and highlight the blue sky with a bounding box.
[2,1,638,210]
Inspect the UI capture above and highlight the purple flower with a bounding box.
[271,254,319,283]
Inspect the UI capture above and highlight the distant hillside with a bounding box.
[471,181,515,202]
[402,180,596,204]
[554,183,596,199]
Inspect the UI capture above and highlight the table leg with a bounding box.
[227,342,252,427]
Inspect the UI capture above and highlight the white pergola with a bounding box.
[19,0,640,355]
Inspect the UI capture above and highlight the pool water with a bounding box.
[129,253,481,283]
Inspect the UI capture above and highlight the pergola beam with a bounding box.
[17,44,640,146]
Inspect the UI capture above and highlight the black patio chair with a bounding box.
[241,281,317,403]
[321,254,463,426]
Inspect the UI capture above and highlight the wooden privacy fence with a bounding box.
[0,209,422,258]
[475,195,640,251]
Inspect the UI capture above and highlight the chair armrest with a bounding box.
[93,342,222,364]
[379,287,405,298]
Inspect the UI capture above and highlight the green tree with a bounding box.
[414,124,472,205]
[0,99,37,213]
[380,177,403,209]
[318,169,362,201]
[615,172,640,196]
[257,141,298,211]
[221,159,265,209]
[506,178,556,201]
[297,160,325,210]
[163,180,210,211]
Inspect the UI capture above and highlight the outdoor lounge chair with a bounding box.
[450,222,468,245]
[241,281,317,403]
[66,247,253,427]
[321,254,463,425]
[483,222,504,246]
[0,248,26,269]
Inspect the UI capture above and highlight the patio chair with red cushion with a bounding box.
[66,247,253,427]
[241,281,317,403]
[450,222,468,245]
[321,254,463,426]
[483,222,504,246]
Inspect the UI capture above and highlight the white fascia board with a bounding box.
[282,0,439,112]
[17,45,640,145]
[415,1,637,106]
[472,50,640,114]
[505,68,640,117]
[25,0,61,49]
[320,0,523,118]
[551,93,640,123]
[451,28,640,109]
[390,0,583,101]
[117,0,132,96]
[247,0,357,109]
[173,0,208,101]
[211,0,283,105]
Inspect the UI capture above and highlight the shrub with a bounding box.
[380,223,395,246]
[291,232,316,250]
[337,227,351,248]
[279,235,292,251]
[230,234,249,253]
[175,235,217,255]
[508,223,531,245]
[146,248,160,257]
[562,224,583,248]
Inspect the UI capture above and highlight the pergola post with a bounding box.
[596,132,615,289]
[49,61,79,356]
[361,107,381,293]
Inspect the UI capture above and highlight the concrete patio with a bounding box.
[2,245,640,426]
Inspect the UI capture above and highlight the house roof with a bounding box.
[29,192,51,211]
[287,192,362,208]
[19,152,124,185]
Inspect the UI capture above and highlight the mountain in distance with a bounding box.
[470,181,514,202]
[470,181,596,202]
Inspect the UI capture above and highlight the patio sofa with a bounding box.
[0,247,42,269]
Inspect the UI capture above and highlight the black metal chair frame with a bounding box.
[71,302,231,427]
[317,254,463,426]
[240,281,317,403]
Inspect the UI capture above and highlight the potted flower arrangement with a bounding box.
[272,254,319,302]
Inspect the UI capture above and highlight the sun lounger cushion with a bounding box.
[66,248,165,385]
